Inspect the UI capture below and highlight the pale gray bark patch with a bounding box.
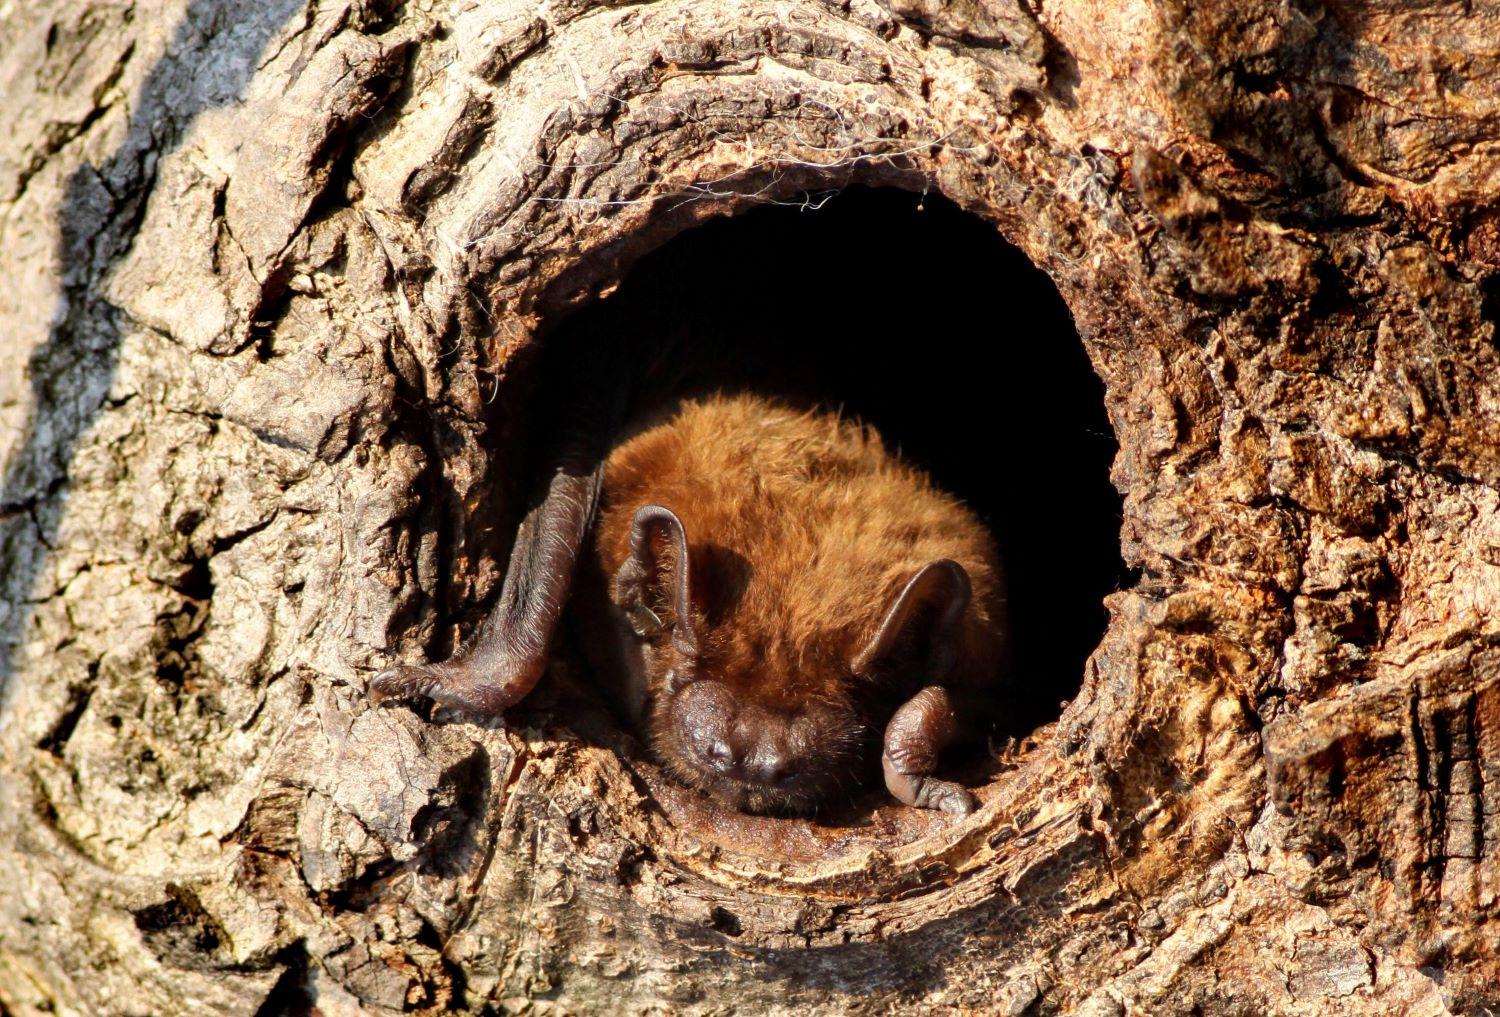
[2,0,1500,1013]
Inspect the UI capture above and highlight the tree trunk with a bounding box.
[3,0,1499,1013]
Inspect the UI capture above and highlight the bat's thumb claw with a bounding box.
[927,782,977,815]
[939,791,977,815]
[369,664,431,705]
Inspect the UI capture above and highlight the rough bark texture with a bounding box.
[2,0,1500,1013]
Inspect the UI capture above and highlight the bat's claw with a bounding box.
[915,777,976,815]
[883,755,977,814]
[936,784,977,815]
[368,658,541,716]
[369,664,439,705]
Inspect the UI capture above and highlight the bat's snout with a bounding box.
[666,680,850,809]
[693,733,798,788]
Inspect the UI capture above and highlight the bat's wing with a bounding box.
[371,351,627,715]
[854,559,980,814]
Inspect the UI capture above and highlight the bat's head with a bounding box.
[611,505,975,814]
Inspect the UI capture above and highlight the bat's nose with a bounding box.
[694,738,793,787]
[701,739,737,773]
[676,688,806,789]
[742,749,793,787]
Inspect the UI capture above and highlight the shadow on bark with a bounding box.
[0,0,306,690]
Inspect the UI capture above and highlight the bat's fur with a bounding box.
[573,392,1008,813]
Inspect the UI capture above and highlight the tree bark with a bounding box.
[2,0,1499,1013]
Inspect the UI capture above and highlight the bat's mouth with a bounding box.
[660,745,862,816]
[695,771,828,816]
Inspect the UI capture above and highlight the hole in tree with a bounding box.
[512,186,1124,824]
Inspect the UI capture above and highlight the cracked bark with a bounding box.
[2,0,1499,1014]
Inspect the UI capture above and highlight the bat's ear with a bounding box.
[852,559,971,682]
[615,504,700,657]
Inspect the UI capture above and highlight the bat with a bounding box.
[371,363,1007,815]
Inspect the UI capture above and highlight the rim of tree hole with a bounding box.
[11,0,1500,1010]
[398,179,1130,922]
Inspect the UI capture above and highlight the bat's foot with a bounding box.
[368,658,540,716]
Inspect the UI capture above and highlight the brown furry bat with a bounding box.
[372,391,1007,815]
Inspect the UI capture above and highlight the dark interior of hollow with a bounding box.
[527,185,1124,748]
